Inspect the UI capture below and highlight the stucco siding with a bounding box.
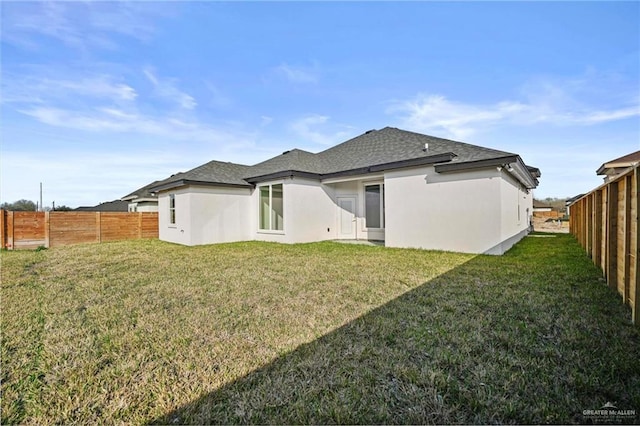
[158,188,192,245]
[384,166,504,254]
[135,203,158,212]
[158,186,251,246]
[498,170,532,244]
[188,186,252,245]
[253,178,336,243]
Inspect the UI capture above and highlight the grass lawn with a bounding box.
[1,234,639,424]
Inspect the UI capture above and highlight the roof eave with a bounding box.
[150,179,252,193]
[321,152,457,180]
[434,155,519,173]
[245,170,321,184]
[435,155,538,189]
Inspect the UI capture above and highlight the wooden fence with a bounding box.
[569,165,639,325]
[533,210,562,219]
[0,210,158,250]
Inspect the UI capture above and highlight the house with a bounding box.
[533,200,553,213]
[149,127,540,254]
[121,181,160,212]
[596,150,640,182]
[75,200,129,212]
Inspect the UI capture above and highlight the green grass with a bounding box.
[1,235,639,424]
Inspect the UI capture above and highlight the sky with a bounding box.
[1,1,639,208]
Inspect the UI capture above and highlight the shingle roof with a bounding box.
[150,160,253,192]
[248,149,322,177]
[596,150,640,175]
[121,180,162,201]
[316,127,516,174]
[75,200,129,212]
[150,126,538,191]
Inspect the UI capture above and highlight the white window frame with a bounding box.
[364,182,385,229]
[258,183,284,233]
[169,194,176,225]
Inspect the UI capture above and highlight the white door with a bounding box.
[338,197,356,239]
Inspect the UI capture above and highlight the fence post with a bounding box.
[96,212,102,243]
[138,212,143,238]
[623,175,632,304]
[0,210,5,249]
[607,182,618,291]
[594,190,603,267]
[44,211,50,248]
[633,167,640,325]
[6,211,14,250]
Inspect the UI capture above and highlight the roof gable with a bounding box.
[597,150,640,175]
[149,126,539,191]
[317,127,516,174]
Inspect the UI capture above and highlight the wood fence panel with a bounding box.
[533,210,562,219]
[0,209,7,249]
[100,213,139,242]
[617,179,627,297]
[607,183,619,291]
[600,188,608,272]
[141,213,159,238]
[13,212,46,249]
[570,165,639,325]
[49,212,101,247]
[633,168,640,323]
[593,190,603,268]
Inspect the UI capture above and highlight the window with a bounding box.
[365,184,385,229]
[169,194,176,225]
[259,183,283,231]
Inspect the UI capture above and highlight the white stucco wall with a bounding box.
[158,186,252,246]
[384,165,531,254]
[131,202,158,212]
[156,167,534,253]
[328,176,387,241]
[498,170,533,240]
[253,178,336,243]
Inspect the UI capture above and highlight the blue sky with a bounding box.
[2,1,639,208]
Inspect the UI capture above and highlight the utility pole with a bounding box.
[40,182,43,212]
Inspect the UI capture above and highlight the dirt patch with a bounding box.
[532,216,569,234]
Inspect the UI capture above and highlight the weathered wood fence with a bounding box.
[0,210,158,250]
[533,210,562,219]
[569,165,639,324]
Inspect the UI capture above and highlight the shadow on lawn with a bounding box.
[150,237,640,425]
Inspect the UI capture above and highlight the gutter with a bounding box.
[149,179,252,193]
[245,152,457,184]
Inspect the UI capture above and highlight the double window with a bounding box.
[169,194,176,224]
[365,183,385,229]
[259,184,283,231]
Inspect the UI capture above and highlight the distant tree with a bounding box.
[0,199,37,211]
[53,205,74,211]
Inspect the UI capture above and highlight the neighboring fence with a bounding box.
[569,165,639,325]
[0,210,158,250]
[533,210,562,219]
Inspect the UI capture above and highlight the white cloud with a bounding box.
[274,63,319,84]
[18,106,253,145]
[389,78,640,140]
[143,68,197,110]
[2,74,137,104]
[260,116,274,126]
[290,114,354,146]
[388,95,528,140]
[1,1,162,51]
